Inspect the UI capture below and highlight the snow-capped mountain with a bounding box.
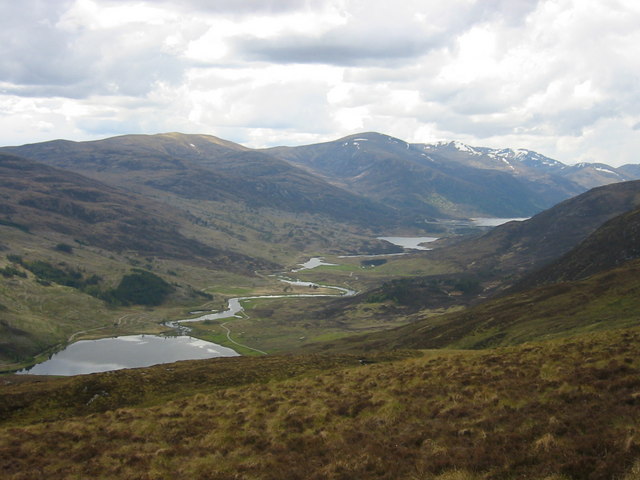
[418,140,636,189]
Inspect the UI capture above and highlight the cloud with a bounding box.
[0,0,639,170]
[124,0,312,16]
[0,0,196,100]
[233,31,432,66]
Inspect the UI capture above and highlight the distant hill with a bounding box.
[516,205,640,289]
[0,152,270,272]
[266,132,568,218]
[4,131,636,225]
[1,133,401,229]
[433,180,640,285]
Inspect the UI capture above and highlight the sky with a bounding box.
[1,0,639,166]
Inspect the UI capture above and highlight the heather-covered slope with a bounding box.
[0,153,266,271]
[433,179,640,284]
[516,206,640,289]
[1,133,401,229]
[2,329,640,479]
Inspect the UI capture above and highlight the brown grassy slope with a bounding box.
[433,179,640,284]
[0,153,271,272]
[301,258,640,353]
[1,329,640,479]
[0,352,413,426]
[515,206,640,289]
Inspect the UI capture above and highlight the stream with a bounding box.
[166,274,356,334]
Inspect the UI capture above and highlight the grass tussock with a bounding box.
[1,328,640,479]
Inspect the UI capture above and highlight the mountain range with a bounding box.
[266,132,639,218]
[4,131,638,229]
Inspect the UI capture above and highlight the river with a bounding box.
[19,273,355,376]
[168,276,355,330]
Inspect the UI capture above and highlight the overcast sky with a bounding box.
[1,0,639,165]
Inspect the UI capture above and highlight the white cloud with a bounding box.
[0,0,639,167]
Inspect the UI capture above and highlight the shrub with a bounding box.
[0,265,26,278]
[54,243,74,254]
[23,260,82,288]
[110,270,173,306]
[6,254,22,264]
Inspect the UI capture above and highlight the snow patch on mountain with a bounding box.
[594,166,619,175]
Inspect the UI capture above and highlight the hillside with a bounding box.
[516,206,640,289]
[296,181,640,354]
[2,328,640,479]
[1,133,401,230]
[0,153,267,271]
[301,257,640,354]
[267,132,568,218]
[432,179,640,285]
[0,152,286,366]
[289,205,640,349]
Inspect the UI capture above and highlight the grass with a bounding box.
[183,293,420,354]
[0,227,266,369]
[302,258,640,354]
[1,328,640,479]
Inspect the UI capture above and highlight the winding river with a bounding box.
[19,270,355,375]
[167,275,355,331]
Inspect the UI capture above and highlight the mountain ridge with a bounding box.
[4,131,638,224]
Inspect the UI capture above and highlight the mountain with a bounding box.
[4,131,636,226]
[266,132,574,218]
[421,141,636,190]
[432,179,640,285]
[560,162,632,189]
[0,133,401,230]
[516,205,640,289]
[419,141,567,174]
[619,163,640,178]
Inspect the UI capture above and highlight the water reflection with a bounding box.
[19,335,238,376]
[376,236,439,250]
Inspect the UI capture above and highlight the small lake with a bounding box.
[471,217,529,227]
[291,257,337,272]
[18,335,239,376]
[377,236,439,250]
